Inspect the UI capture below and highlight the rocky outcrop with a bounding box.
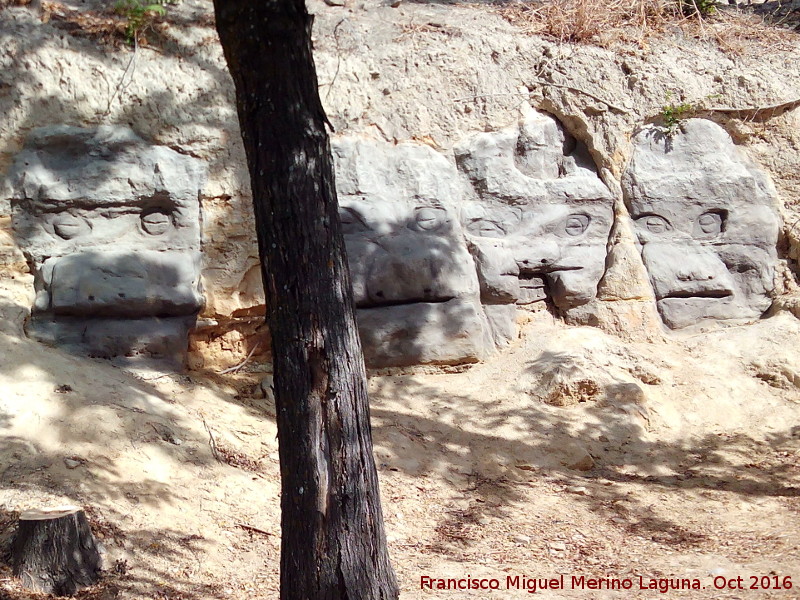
[5,115,785,368]
[622,119,781,329]
[333,109,618,367]
[7,125,206,364]
[0,0,798,370]
[455,108,615,342]
[333,137,491,367]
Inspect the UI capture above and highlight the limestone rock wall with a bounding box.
[622,119,780,329]
[454,109,614,322]
[5,126,206,364]
[0,0,798,368]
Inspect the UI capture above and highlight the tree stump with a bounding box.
[11,505,102,596]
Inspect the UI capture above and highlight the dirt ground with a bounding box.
[1,270,798,599]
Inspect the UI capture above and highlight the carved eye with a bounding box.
[467,219,506,238]
[411,207,447,232]
[564,214,590,237]
[53,214,89,240]
[637,214,671,234]
[339,207,368,233]
[141,211,172,236]
[695,211,724,238]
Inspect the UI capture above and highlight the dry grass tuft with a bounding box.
[709,9,799,55]
[39,1,137,46]
[498,0,798,52]
[500,0,687,44]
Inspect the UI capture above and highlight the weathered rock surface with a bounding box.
[333,138,491,366]
[455,109,615,342]
[45,251,203,318]
[333,116,617,366]
[0,2,796,369]
[622,119,781,329]
[4,117,786,368]
[6,125,206,363]
[357,299,489,368]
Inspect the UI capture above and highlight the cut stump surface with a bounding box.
[11,505,102,596]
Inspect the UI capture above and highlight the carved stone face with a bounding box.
[623,120,780,329]
[341,199,478,307]
[8,126,206,363]
[332,139,489,367]
[462,200,612,311]
[455,109,614,327]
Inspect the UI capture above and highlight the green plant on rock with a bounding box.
[113,0,172,45]
[661,91,697,134]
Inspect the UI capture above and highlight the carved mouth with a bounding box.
[357,295,457,309]
[662,289,733,299]
[516,264,584,276]
[518,272,545,287]
[517,273,547,305]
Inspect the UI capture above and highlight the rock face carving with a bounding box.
[8,117,776,369]
[331,111,615,366]
[8,126,206,363]
[622,119,780,329]
[332,139,491,367]
[454,110,615,343]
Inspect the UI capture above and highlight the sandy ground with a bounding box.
[0,269,799,600]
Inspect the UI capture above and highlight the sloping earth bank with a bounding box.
[0,276,798,599]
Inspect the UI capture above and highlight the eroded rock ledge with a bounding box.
[3,113,782,368]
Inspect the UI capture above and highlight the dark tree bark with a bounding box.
[213,2,398,600]
[11,506,102,596]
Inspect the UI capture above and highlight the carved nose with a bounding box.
[515,241,560,272]
[676,270,715,282]
[518,258,550,267]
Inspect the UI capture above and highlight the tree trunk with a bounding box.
[11,506,102,596]
[213,2,399,600]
